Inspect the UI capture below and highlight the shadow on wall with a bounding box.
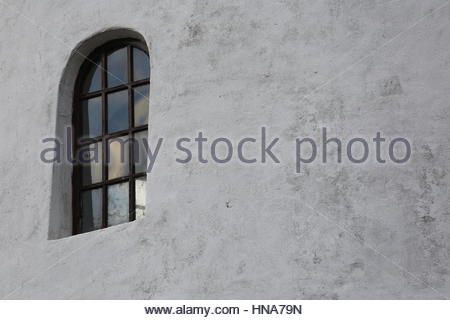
[48,28,150,240]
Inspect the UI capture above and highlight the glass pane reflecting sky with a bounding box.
[107,47,127,88]
[108,182,129,227]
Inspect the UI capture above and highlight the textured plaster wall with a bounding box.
[0,0,449,299]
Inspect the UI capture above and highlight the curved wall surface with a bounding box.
[0,0,449,299]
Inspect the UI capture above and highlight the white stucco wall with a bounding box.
[0,0,449,299]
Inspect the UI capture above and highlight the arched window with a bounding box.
[72,39,150,234]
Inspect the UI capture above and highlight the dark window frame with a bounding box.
[72,38,150,235]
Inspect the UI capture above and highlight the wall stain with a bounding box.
[179,22,204,48]
[380,76,403,97]
[236,261,246,274]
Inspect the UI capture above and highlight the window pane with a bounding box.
[133,84,149,126]
[133,130,148,173]
[81,142,102,186]
[133,48,150,81]
[108,135,129,180]
[82,58,101,93]
[107,47,127,88]
[107,90,128,133]
[81,97,101,138]
[135,177,146,220]
[81,188,102,232]
[108,182,129,226]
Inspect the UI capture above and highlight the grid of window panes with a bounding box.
[74,42,150,234]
